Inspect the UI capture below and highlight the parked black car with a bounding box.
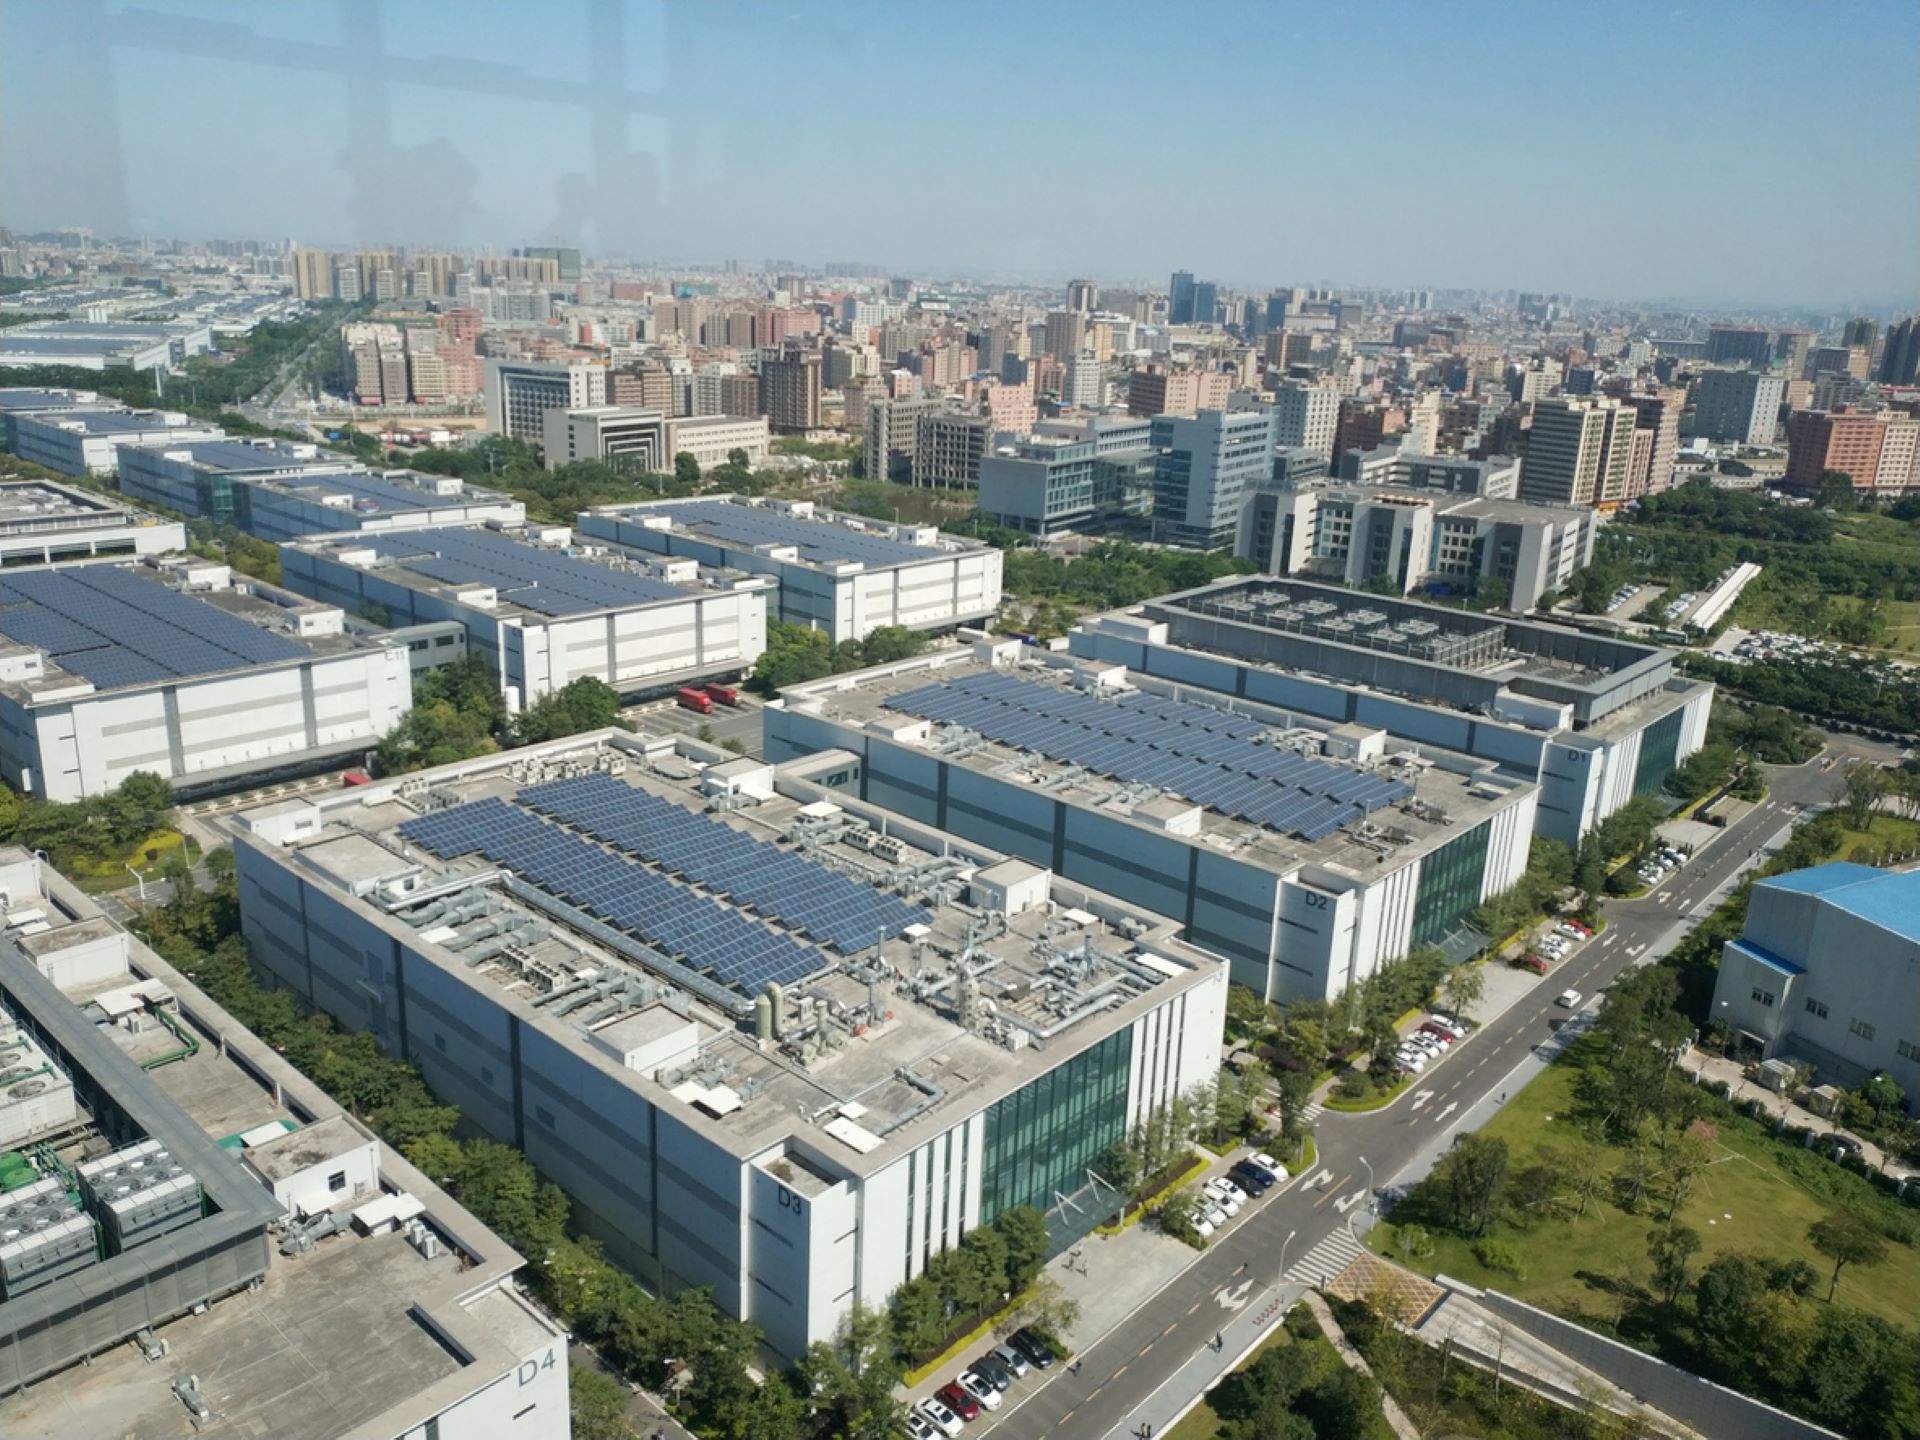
[1229,1160,1274,1193]
[1009,1327,1056,1369]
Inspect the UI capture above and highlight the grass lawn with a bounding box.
[1822,811,1920,864]
[1366,1042,1920,1329]
[62,829,199,894]
[1829,595,1920,656]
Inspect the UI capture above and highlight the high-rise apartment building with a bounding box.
[1042,309,1087,361]
[1150,408,1277,547]
[1520,397,1636,508]
[612,360,676,414]
[1774,329,1812,376]
[1063,353,1107,409]
[865,395,944,483]
[1705,326,1772,366]
[912,412,992,488]
[1691,368,1785,446]
[1786,408,1891,493]
[758,345,821,432]
[1807,345,1870,382]
[332,262,362,303]
[1066,279,1099,313]
[1877,317,1919,386]
[1271,381,1340,458]
[291,247,335,299]
[1622,387,1684,499]
[1128,365,1231,418]
[1190,282,1219,326]
[1841,317,1878,352]
[720,372,762,418]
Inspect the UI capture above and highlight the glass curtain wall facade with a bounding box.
[1633,708,1685,796]
[978,1029,1133,1226]
[1409,818,1491,948]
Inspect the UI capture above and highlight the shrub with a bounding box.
[1337,1069,1368,1100]
[1394,1223,1436,1260]
[1472,1239,1526,1280]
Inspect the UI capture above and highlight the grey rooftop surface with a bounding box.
[595,495,956,569]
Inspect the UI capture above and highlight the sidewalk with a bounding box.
[1678,1049,1912,1179]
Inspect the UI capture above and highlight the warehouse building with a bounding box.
[0,388,123,450]
[116,437,525,541]
[0,849,570,1437]
[279,522,770,707]
[578,496,1003,644]
[229,731,1228,1361]
[0,320,213,373]
[9,407,225,477]
[0,558,411,802]
[767,641,1539,1002]
[1065,577,1712,847]
[1711,863,1920,1110]
[0,479,186,566]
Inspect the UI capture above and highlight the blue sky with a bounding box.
[5,0,1915,306]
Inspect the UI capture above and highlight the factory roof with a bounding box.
[595,495,964,570]
[777,646,1532,877]
[0,388,113,413]
[122,437,354,476]
[14,408,210,437]
[0,851,563,1438]
[229,731,1224,1169]
[0,562,362,699]
[0,480,173,536]
[1759,863,1920,938]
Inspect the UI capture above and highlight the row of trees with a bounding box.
[372,658,622,775]
[0,771,175,871]
[998,540,1254,618]
[748,619,930,694]
[885,1208,1054,1364]
[1681,650,1920,736]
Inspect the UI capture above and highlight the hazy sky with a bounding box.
[6,0,1916,306]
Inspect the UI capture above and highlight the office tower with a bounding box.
[1149,408,1277,547]
[1271,381,1340,457]
[1168,271,1196,325]
[291,247,335,299]
[1842,317,1877,352]
[1705,326,1772,366]
[758,345,821,432]
[518,246,583,282]
[1520,397,1636,507]
[1807,345,1871,382]
[1622,388,1684,498]
[912,412,992,488]
[1692,368,1785,445]
[484,358,608,441]
[1064,353,1106,408]
[1877,317,1919,385]
[1042,310,1087,361]
[865,395,943,482]
[1878,417,1920,493]
[1190,281,1219,326]
[1508,359,1563,405]
[720,372,762,417]
[1405,392,1443,456]
[1772,329,1811,375]
[1066,279,1098,313]
[1786,408,1889,492]
[1128,365,1231,418]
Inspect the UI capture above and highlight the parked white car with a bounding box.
[916,1398,964,1438]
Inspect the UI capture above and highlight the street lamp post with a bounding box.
[1277,1227,1297,1294]
[124,864,147,902]
[1359,1154,1376,1215]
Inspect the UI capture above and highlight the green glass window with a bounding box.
[1632,708,1685,797]
[978,1028,1133,1225]
[1410,819,1491,948]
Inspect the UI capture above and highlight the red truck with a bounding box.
[341,770,372,787]
[704,683,741,708]
[675,686,714,715]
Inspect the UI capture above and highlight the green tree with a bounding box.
[994,1205,1050,1292]
[1440,963,1484,1020]
[514,675,623,744]
[674,451,701,488]
[800,1303,904,1440]
[1094,1137,1142,1198]
[888,1275,945,1362]
[1297,1364,1384,1438]
[1814,468,1859,510]
[1809,1207,1890,1303]
[1648,1223,1702,1304]
[1435,1133,1510,1237]
[569,1365,639,1440]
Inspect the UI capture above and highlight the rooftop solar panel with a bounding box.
[366,528,694,616]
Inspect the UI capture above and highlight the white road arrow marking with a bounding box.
[1314,1169,1334,1188]
[1334,1190,1366,1213]
[1433,1101,1459,1125]
[1410,1089,1435,1111]
[1217,1280,1253,1310]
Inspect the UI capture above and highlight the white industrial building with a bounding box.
[1239,483,1596,611]
[0,558,412,802]
[0,479,186,566]
[578,496,1003,644]
[668,414,772,470]
[0,388,123,450]
[1711,863,1920,1109]
[0,850,571,1438]
[543,408,774,474]
[9,407,225,477]
[279,522,770,707]
[768,640,1540,1002]
[1065,577,1713,848]
[230,731,1228,1361]
[116,437,526,542]
[0,320,213,373]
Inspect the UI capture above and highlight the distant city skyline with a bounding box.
[3,0,1916,307]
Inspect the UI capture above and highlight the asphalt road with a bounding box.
[987,751,1843,1439]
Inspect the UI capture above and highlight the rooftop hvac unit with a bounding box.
[0,1213,98,1299]
[100,1173,201,1254]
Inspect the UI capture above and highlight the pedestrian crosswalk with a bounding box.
[1300,1099,1325,1125]
[1284,1224,1366,1286]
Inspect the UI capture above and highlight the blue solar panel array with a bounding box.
[520,773,929,954]
[0,565,309,688]
[365,528,694,617]
[885,672,1413,844]
[397,797,827,992]
[281,471,444,512]
[642,500,941,568]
